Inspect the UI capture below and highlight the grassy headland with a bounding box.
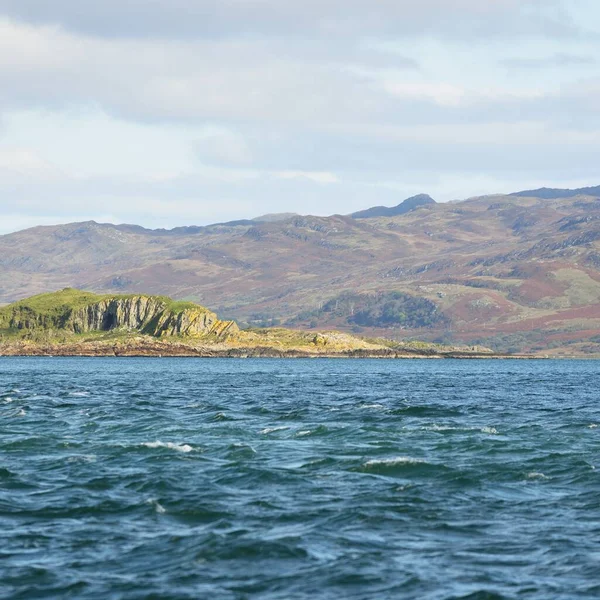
[0,289,497,358]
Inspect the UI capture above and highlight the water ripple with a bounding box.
[0,357,599,599]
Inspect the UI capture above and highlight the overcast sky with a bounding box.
[0,0,599,233]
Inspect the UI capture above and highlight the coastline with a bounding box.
[0,341,528,359]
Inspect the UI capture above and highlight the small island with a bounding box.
[0,289,497,358]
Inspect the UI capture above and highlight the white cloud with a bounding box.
[0,147,64,178]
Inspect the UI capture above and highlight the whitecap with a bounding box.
[146,498,166,514]
[260,426,290,435]
[480,426,498,435]
[69,391,90,397]
[588,424,598,429]
[364,456,425,467]
[142,441,194,453]
[296,430,312,437]
[424,424,459,432]
[359,404,385,409]
[424,424,498,434]
[3,397,13,404]
[526,472,549,480]
[17,409,26,417]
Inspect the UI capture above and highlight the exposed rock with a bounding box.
[1,290,238,340]
[70,296,165,333]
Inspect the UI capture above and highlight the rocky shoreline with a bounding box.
[0,339,519,359]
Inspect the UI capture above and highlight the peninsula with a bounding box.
[0,289,494,358]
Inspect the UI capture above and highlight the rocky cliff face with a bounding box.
[70,296,164,333]
[71,297,239,338]
[150,308,239,338]
[1,292,238,339]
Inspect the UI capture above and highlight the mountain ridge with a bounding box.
[510,185,600,199]
[2,189,600,355]
[350,194,436,219]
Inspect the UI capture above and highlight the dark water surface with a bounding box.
[1,358,599,599]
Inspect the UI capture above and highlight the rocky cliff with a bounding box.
[0,289,238,339]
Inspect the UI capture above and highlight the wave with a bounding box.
[424,424,498,435]
[146,498,166,514]
[66,454,97,464]
[363,456,426,468]
[526,472,549,480]
[141,441,194,453]
[260,426,290,435]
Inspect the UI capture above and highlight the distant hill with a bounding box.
[511,185,600,199]
[252,213,299,223]
[3,189,600,355]
[350,194,436,219]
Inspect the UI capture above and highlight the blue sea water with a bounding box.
[0,357,599,600]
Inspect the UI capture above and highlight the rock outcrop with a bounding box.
[70,296,165,333]
[0,290,238,340]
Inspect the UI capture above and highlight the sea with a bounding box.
[1,357,599,599]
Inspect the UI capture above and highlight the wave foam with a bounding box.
[260,426,290,435]
[146,498,167,514]
[142,441,194,453]
[364,456,425,468]
[425,424,498,434]
[480,426,498,435]
[526,472,549,480]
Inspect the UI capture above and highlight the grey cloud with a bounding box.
[0,0,583,40]
[2,18,596,133]
[0,25,415,126]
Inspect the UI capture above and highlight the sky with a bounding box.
[0,0,599,233]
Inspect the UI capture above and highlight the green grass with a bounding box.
[163,299,205,312]
[1,289,104,317]
[1,289,208,316]
[0,288,212,334]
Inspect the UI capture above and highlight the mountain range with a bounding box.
[2,185,600,355]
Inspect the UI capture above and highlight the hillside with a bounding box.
[511,185,600,199]
[2,190,600,354]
